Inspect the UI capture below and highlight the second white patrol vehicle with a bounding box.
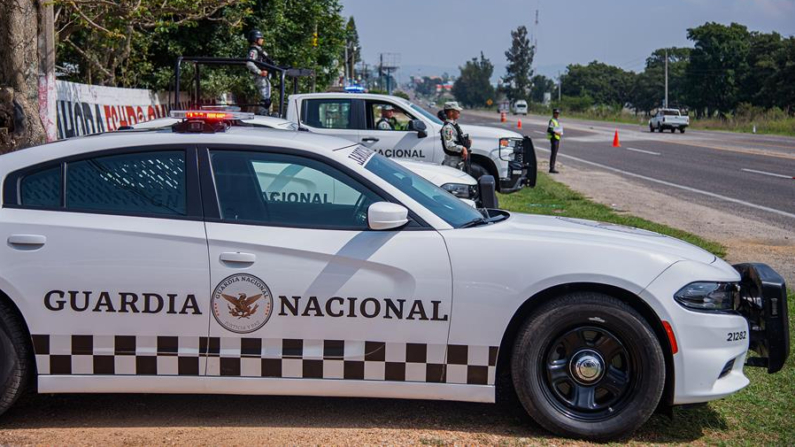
[0,111,788,441]
[285,93,534,193]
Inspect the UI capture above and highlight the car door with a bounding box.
[359,100,438,163]
[0,147,210,380]
[298,97,362,144]
[201,147,454,385]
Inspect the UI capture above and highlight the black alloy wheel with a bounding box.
[541,326,635,420]
[511,292,665,441]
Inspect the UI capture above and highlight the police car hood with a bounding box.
[394,160,476,186]
[493,213,716,264]
[457,124,523,140]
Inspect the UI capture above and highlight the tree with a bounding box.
[630,47,690,114]
[530,75,554,103]
[0,0,49,152]
[561,61,635,107]
[503,26,534,103]
[685,22,751,117]
[54,0,252,87]
[452,53,495,108]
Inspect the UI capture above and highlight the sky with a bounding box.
[338,0,795,81]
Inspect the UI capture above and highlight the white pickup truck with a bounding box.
[285,93,536,193]
[649,109,690,133]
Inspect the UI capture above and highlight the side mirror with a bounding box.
[408,119,427,138]
[368,202,409,230]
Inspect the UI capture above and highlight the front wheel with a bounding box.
[511,292,665,441]
[649,124,654,133]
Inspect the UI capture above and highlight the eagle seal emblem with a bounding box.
[211,274,273,333]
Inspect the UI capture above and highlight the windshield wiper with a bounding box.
[460,213,508,228]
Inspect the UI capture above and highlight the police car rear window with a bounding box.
[66,151,187,216]
[21,165,61,208]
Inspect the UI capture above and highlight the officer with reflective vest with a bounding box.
[547,108,563,173]
[440,101,471,170]
[246,30,275,115]
[376,105,400,130]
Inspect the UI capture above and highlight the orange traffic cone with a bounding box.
[501,111,506,123]
[517,119,522,129]
[612,129,621,147]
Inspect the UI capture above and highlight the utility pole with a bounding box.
[344,45,349,85]
[557,71,561,102]
[664,48,669,109]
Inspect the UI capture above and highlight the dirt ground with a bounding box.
[1,160,793,447]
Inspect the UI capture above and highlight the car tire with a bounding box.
[511,292,665,441]
[0,299,32,418]
[649,124,654,133]
[670,128,676,133]
[468,161,490,181]
[680,128,686,133]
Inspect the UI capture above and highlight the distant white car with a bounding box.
[649,109,689,133]
[513,100,528,115]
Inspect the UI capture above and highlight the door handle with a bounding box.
[362,137,379,143]
[220,252,256,264]
[7,234,46,248]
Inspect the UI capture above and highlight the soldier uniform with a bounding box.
[246,30,274,115]
[376,105,400,130]
[440,102,469,169]
[547,108,562,173]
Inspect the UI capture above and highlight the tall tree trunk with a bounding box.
[0,0,49,153]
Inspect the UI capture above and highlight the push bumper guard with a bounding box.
[734,263,790,373]
[499,136,538,193]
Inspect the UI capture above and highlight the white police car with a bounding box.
[0,111,788,440]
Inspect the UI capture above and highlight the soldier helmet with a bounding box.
[443,101,463,112]
[382,105,394,111]
[248,29,264,43]
[553,108,561,114]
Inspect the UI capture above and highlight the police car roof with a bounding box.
[291,92,414,106]
[0,126,356,176]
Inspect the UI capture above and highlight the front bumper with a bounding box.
[642,261,789,405]
[499,136,537,193]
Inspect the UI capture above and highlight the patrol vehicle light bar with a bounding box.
[170,110,255,121]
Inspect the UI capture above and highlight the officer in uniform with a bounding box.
[246,30,275,115]
[440,101,471,170]
[547,108,563,173]
[376,105,399,130]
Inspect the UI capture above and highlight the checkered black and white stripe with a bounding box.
[32,335,499,385]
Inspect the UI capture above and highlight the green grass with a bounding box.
[498,172,726,257]
[500,173,794,445]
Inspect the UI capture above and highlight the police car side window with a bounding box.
[65,151,187,216]
[20,165,62,208]
[302,99,353,129]
[211,151,382,229]
[367,102,413,131]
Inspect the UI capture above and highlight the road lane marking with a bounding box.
[625,147,660,156]
[658,140,795,161]
[534,147,795,220]
[741,168,795,179]
[534,130,546,135]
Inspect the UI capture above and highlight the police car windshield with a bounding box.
[364,154,483,228]
[409,104,443,125]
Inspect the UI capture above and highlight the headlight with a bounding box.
[441,183,477,199]
[674,282,738,311]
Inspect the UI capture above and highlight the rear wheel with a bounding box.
[467,161,490,181]
[649,124,654,133]
[670,128,676,133]
[511,292,665,441]
[0,299,31,417]
[680,128,686,133]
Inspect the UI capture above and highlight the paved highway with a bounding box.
[461,111,795,230]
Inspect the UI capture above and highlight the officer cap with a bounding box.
[382,105,394,111]
[248,29,264,43]
[444,101,463,112]
[553,108,561,114]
